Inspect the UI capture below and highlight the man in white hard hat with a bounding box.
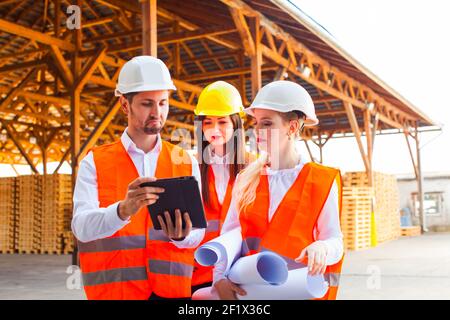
[72,56,205,300]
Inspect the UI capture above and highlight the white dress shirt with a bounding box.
[213,158,344,282]
[209,151,231,204]
[71,128,205,248]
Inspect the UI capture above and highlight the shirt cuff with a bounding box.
[105,202,130,230]
[318,238,344,266]
[212,273,228,285]
[171,228,205,249]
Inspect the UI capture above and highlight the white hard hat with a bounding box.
[245,80,318,126]
[115,55,176,96]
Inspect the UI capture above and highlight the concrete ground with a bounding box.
[0,232,449,300]
[338,232,450,300]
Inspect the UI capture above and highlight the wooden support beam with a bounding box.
[303,139,315,163]
[0,48,46,61]
[0,18,75,51]
[0,68,37,112]
[344,102,370,173]
[77,97,121,161]
[157,7,239,50]
[1,108,68,123]
[229,7,255,57]
[159,26,236,45]
[95,0,140,13]
[238,54,249,105]
[10,164,19,176]
[141,0,157,56]
[273,66,287,81]
[0,120,38,173]
[313,95,338,103]
[71,0,82,185]
[17,91,91,108]
[54,0,61,38]
[250,15,262,99]
[53,147,70,174]
[0,0,24,7]
[165,119,194,131]
[0,58,47,75]
[49,45,73,87]
[180,65,277,82]
[404,130,419,179]
[84,28,141,44]
[414,123,426,232]
[75,46,107,91]
[172,21,181,77]
[41,142,48,175]
[364,108,373,186]
[372,114,379,151]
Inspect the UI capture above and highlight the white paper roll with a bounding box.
[227,251,288,285]
[194,227,242,272]
[237,267,329,300]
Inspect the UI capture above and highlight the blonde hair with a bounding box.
[233,110,306,213]
[233,151,269,213]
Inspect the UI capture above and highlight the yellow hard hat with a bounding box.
[195,81,244,117]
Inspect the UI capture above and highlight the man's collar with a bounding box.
[121,127,162,154]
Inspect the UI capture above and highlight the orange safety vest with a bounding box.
[192,152,256,286]
[192,166,233,286]
[239,162,344,300]
[77,139,195,300]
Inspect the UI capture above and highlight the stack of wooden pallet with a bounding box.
[15,175,42,253]
[0,174,74,255]
[373,173,401,242]
[343,171,401,245]
[401,226,421,237]
[0,177,16,253]
[62,231,75,254]
[341,187,373,251]
[40,174,72,254]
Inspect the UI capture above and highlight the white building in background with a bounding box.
[397,172,450,232]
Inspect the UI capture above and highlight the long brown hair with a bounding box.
[196,113,246,208]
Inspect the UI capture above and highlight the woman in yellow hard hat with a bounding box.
[191,81,255,295]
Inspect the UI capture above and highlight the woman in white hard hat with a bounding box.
[212,80,345,300]
[191,81,256,296]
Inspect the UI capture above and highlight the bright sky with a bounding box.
[293,0,450,175]
[1,1,449,177]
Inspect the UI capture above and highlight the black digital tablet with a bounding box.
[140,176,207,230]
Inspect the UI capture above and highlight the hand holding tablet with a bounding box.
[141,176,207,238]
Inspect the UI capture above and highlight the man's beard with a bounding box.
[143,119,162,135]
[143,126,161,134]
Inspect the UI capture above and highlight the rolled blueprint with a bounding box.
[194,227,242,272]
[227,251,288,285]
[237,267,329,300]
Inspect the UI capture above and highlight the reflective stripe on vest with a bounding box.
[78,235,146,253]
[324,273,341,287]
[206,219,220,233]
[242,237,262,255]
[148,259,194,277]
[83,266,148,286]
[148,228,171,242]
